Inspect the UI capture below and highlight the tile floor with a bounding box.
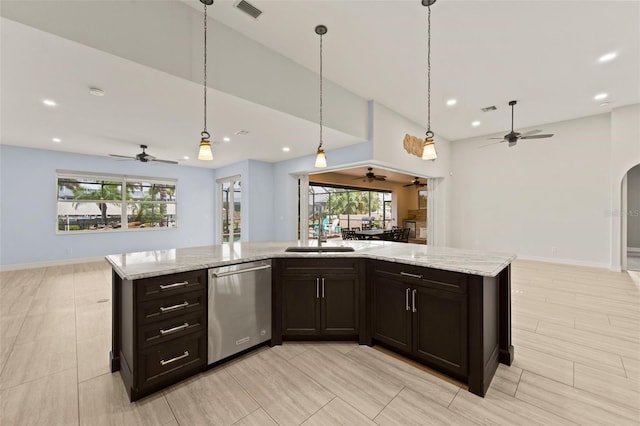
[0,259,638,425]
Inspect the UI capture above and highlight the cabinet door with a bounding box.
[282,276,321,336]
[320,274,358,335]
[371,270,412,353]
[412,285,467,376]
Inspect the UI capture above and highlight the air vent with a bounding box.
[234,130,250,136]
[235,0,262,19]
[481,105,497,112]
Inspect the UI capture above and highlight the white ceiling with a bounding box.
[1,1,639,169]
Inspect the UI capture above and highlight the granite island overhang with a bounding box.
[106,241,516,401]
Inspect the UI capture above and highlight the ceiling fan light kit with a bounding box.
[198,0,214,161]
[314,24,328,168]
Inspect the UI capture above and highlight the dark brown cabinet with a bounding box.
[278,259,361,339]
[112,269,207,401]
[371,261,467,378]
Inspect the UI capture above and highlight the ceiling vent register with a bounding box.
[235,0,262,19]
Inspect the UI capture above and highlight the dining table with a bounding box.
[354,229,385,240]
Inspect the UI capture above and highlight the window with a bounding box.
[57,171,177,233]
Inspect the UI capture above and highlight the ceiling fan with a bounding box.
[109,145,178,164]
[404,177,427,188]
[487,100,554,147]
[354,167,386,182]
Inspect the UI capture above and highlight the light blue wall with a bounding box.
[0,145,215,267]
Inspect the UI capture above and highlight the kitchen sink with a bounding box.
[285,246,355,253]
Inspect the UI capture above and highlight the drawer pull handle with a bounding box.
[159,281,189,290]
[160,351,189,366]
[160,301,189,313]
[400,272,423,279]
[160,322,189,336]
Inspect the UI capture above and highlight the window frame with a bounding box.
[56,170,177,234]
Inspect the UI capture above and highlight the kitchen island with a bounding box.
[107,241,516,401]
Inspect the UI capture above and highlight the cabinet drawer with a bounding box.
[282,258,359,274]
[138,310,205,348]
[370,261,467,293]
[137,271,205,301]
[138,333,205,389]
[138,291,205,324]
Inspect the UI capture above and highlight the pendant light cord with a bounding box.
[203,4,208,134]
[426,4,432,136]
[319,31,323,149]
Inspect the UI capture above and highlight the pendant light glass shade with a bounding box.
[422,137,437,160]
[198,131,213,160]
[314,147,327,168]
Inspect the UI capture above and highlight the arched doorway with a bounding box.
[625,164,640,271]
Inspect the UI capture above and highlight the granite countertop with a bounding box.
[105,241,517,280]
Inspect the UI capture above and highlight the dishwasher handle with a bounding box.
[211,264,271,278]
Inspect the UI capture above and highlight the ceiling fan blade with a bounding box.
[519,129,541,136]
[487,137,505,140]
[109,154,136,159]
[520,134,554,139]
[151,159,179,164]
[478,141,503,148]
[403,183,414,187]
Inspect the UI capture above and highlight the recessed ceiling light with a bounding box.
[594,93,608,100]
[183,156,189,160]
[223,137,231,142]
[471,121,481,127]
[42,99,57,107]
[282,147,290,152]
[446,99,457,106]
[89,87,105,96]
[598,52,617,63]
[52,137,61,143]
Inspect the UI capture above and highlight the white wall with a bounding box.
[610,104,640,269]
[626,165,640,249]
[370,101,452,246]
[0,145,215,267]
[451,113,612,267]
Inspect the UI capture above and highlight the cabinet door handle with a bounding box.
[160,322,189,336]
[412,289,417,313]
[159,301,189,313]
[405,288,411,311]
[316,278,320,299]
[159,281,189,290]
[400,272,423,279]
[322,278,325,299]
[160,351,189,366]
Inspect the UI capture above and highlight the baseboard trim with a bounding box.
[515,255,610,270]
[0,256,107,272]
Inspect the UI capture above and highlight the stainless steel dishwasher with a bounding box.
[207,260,272,364]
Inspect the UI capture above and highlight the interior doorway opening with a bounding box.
[625,164,640,271]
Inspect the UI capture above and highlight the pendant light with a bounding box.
[314,25,328,168]
[198,0,214,161]
[421,0,437,161]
